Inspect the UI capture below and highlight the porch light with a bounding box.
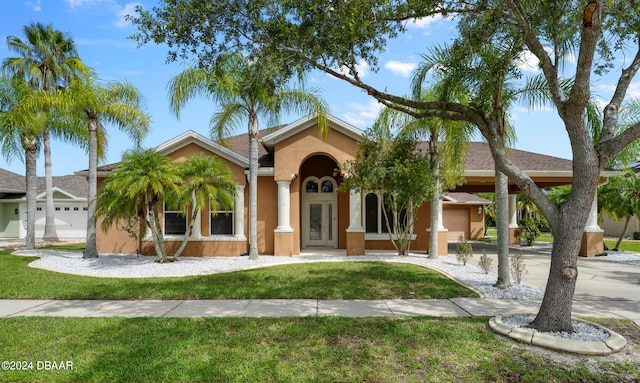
[477,206,483,215]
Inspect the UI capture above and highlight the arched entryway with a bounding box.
[300,155,340,248]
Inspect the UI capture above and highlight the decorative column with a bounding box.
[426,198,449,256]
[234,185,246,239]
[274,180,294,256]
[508,194,519,245]
[346,189,365,256]
[579,192,604,257]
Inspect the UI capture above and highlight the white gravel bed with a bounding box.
[502,315,609,341]
[14,249,544,299]
[517,242,640,265]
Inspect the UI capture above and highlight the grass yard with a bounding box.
[0,316,638,383]
[0,249,476,300]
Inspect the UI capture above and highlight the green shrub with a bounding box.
[633,232,640,240]
[478,250,493,274]
[510,251,528,284]
[518,218,541,246]
[455,235,473,266]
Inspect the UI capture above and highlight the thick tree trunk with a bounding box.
[494,168,511,288]
[248,114,259,260]
[42,129,59,242]
[530,208,584,332]
[84,121,99,258]
[24,141,38,250]
[173,199,198,259]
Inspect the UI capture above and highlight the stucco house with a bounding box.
[93,114,605,257]
[0,168,88,239]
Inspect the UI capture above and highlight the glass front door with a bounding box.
[304,201,336,247]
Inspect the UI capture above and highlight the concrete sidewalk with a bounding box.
[1,298,639,325]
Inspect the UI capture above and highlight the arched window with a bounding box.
[321,180,334,193]
[305,180,319,193]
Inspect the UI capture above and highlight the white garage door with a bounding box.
[443,208,469,242]
[34,204,87,238]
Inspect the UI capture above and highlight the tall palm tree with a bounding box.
[168,52,328,260]
[96,149,180,263]
[0,76,46,249]
[65,72,150,258]
[3,22,87,242]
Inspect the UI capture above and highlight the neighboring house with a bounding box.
[0,168,88,238]
[92,114,605,257]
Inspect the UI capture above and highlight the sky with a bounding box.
[0,0,635,176]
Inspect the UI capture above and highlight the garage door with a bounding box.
[34,205,87,238]
[443,208,469,242]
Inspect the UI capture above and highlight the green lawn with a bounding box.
[1,245,638,382]
[0,249,476,300]
[0,316,637,383]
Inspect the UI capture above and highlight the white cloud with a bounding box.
[115,3,140,29]
[65,0,103,9]
[405,14,445,30]
[385,60,417,77]
[339,59,370,79]
[341,99,383,128]
[517,50,541,73]
[26,0,42,11]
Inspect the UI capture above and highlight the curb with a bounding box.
[489,314,628,355]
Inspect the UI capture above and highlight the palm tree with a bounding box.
[372,89,473,259]
[0,76,46,249]
[96,149,180,263]
[171,154,236,258]
[3,22,87,242]
[65,72,150,258]
[599,171,640,250]
[167,52,328,260]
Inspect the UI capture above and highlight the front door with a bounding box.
[302,176,338,248]
[304,201,337,247]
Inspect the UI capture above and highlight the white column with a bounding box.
[508,194,518,229]
[347,189,364,231]
[584,191,601,231]
[235,184,246,238]
[275,180,293,232]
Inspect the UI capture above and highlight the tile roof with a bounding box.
[446,192,492,204]
[0,168,25,192]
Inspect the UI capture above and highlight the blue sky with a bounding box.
[1,0,633,176]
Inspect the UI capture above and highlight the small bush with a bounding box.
[518,218,541,246]
[455,235,473,266]
[510,251,528,284]
[633,232,640,240]
[478,251,493,274]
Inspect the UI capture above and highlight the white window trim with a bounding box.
[149,184,247,242]
[362,191,416,240]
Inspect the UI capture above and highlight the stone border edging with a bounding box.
[489,314,628,355]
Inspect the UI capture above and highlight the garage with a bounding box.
[34,203,88,238]
[444,208,470,242]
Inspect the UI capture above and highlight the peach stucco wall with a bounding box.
[96,141,253,256]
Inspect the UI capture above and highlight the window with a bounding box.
[306,180,318,193]
[37,207,42,211]
[164,191,186,235]
[364,192,408,235]
[211,209,234,235]
[55,207,60,211]
[73,207,79,211]
[64,207,70,211]
[83,207,88,211]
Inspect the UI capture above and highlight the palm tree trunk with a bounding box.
[148,201,168,262]
[84,121,99,258]
[24,139,38,250]
[248,113,259,260]
[429,181,441,259]
[173,196,198,259]
[494,168,511,288]
[42,129,59,242]
[614,214,631,250]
